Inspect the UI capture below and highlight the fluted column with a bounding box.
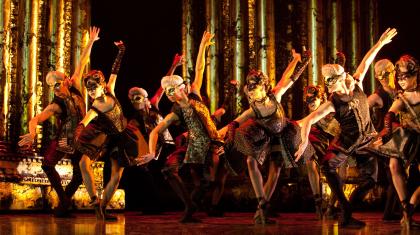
[182,0,195,82]
[367,0,378,93]
[307,0,321,85]
[205,0,220,112]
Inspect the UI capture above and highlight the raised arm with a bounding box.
[149,112,179,156]
[71,27,100,93]
[18,103,60,148]
[294,101,336,160]
[273,49,310,101]
[190,31,214,96]
[353,28,397,84]
[150,54,185,109]
[107,40,126,95]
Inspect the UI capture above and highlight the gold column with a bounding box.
[328,0,338,62]
[28,0,39,121]
[1,0,11,140]
[248,0,256,70]
[233,0,246,90]
[182,0,195,82]
[308,0,320,85]
[348,0,359,73]
[18,0,32,135]
[71,0,90,104]
[2,0,19,141]
[256,0,268,75]
[205,0,219,113]
[56,0,72,74]
[367,0,378,93]
[265,0,275,86]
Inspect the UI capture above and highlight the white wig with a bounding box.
[46,71,68,86]
[128,87,148,99]
[161,75,184,90]
[321,64,345,79]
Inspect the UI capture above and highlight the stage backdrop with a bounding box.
[0,0,384,211]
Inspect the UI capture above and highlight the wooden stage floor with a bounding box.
[0,212,418,235]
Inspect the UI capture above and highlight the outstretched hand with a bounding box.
[200,31,215,48]
[114,40,125,50]
[172,53,186,67]
[294,139,308,162]
[18,133,35,149]
[89,26,100,42]
[378,28,397,46]
[291,49,302,63]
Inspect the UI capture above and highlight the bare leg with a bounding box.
[307,159,322,219]
[263,161,281,201]
[247,156,265,199]
[306,160,320,196]
[79,155,97,199]
[389,158,407,201]
[101,158,124,207]
[247,156,275,224]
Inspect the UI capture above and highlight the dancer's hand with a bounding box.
[134,153,156,166]
[378,28,397,46]
[18,133,35,148]
[294,139,308,162]
[172,53,185,67]
[114,40,125,50]
[372,137,383,148]
[291,49,301,63]
[89,26,100,42]
[200,31,215,48]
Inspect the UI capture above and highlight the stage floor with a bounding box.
[0,212,418,235]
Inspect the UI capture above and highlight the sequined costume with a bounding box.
[379,95,420,166]
[327,85,384,157]
[75,93,139,167]
[171,93,222,165]
[371,86,395,132]
[42,86,85,213]
[309,114,340,162]
[234,93,314,168]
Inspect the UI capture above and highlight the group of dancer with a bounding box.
[17,26,420,229]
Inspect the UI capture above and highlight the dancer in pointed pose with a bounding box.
[219,49,313,224]
[18,27,100,217]
[75,40,140,220]
[376,55,420,229]
[147,31,223,223]
[295,28,397,228]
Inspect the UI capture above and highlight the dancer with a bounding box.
[75,41,138,220]
[368,59,401,221]
[146,31,223,223]
[295,28,397,228]
[303,85,340,219]
[208,80,241,217]
[18,27,100,217]
[122,54,183,213]
[219,49,313,224]
[377,55,420,229]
